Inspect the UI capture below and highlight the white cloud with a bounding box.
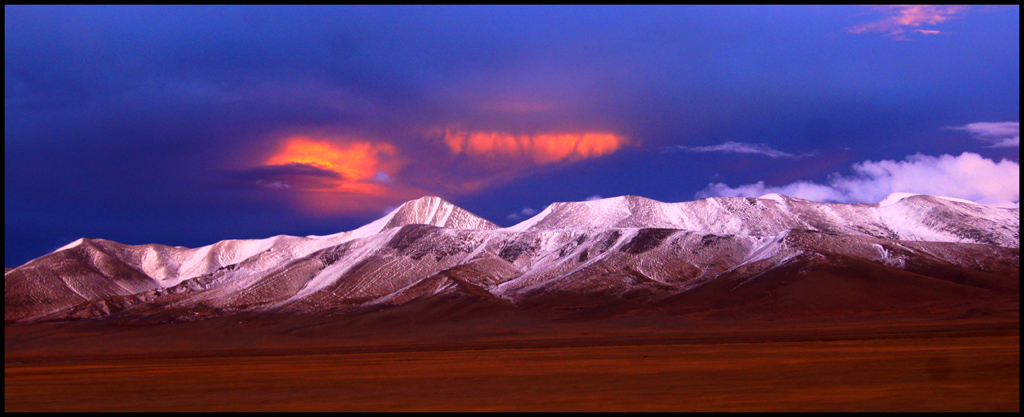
[507,206,538,221]
[948,121,1019,148]
[669,141,803,159]
[847,5,971,41]
[700,180,845,202]
[256,179,290,189]
[584,194,603,201]
[698,152,1019,206]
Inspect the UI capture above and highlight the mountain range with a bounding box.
[4,193,1019,323]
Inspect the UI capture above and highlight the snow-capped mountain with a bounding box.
[509,194,1018,247]
[5,193,1019,323]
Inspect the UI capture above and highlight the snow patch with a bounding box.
[758,193,787,203]
[506,205,554,231]
[878,192,979,207]
[56,238,86,252]
[737,231,790,267]
[284,228,401,303]
[873,243,888,260]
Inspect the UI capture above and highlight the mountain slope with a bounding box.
[508,194,1018,247]
[4,196,495,321]
[4,193,1019,323]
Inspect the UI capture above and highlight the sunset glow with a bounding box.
[847,5,970,39]
[267,137,398,183]
[6,5,1019,267]
[256,137,434,215]
[444,130,625,164]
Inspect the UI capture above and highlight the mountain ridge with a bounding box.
[5,193,1019,323]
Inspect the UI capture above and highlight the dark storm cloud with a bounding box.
[5,5,1019,266]
[227,163,341,191]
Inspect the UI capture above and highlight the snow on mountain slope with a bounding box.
[5,193,1019,322]
[877,192,978,207]
[508,193,1019,247]
[307,195,499,240]
[383,195,499,230]
[30,196,496,287]
[4,196,497,321]
[4,238,162,321]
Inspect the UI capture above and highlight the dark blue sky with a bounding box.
[5,5,1020,266]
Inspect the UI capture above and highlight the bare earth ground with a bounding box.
[5,309,1019,412]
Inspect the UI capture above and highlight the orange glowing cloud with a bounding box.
[443,130,625,164]
[253,136,433,215]
[267,137,398,183]
[262,137,404,197]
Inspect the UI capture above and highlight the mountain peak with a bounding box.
[603,194,664,205]
[382,195,498,230]
[509,194,668,231]
[56,237,87,252]
[402,195,449,206]
[541,195,661,212]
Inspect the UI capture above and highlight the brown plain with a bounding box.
[5,309,1019,412]
[7,246,1019,411]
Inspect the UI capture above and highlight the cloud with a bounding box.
[266,137,400,183]
[668,141,804,159]
[416,128,628,195]
[370,171,394,184]
[229,163,342,191]
[948,121,1019,148]
[584,194,603,201]
[847,5,971,40]
[506,206,538,221]
[232,136,434,216]
[698,152,1019,206]
[699,180,847,203]
[443,129,625,165]
[255,180,290,189]
[258,136,416,196]
[235,129,628,215]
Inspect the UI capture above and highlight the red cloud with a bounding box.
[267,137,398,186]
[243,130,628,215]
[401,128,630,195]
[259,137,427,215]
[443,129,625,164]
